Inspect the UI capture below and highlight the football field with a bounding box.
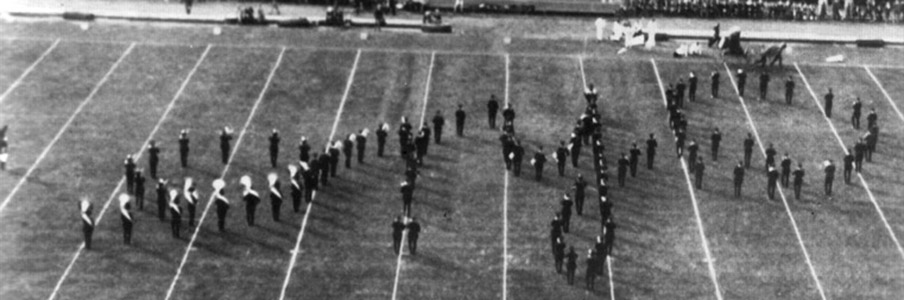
[1,20,904,299]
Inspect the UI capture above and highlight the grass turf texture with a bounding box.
[1,21,904,299]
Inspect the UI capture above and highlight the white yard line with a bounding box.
[0,38,59,104]
[163,46,286,300]
[794,63,904,262]
[46,44,212,300]
[723,62,828,300]
[606,256,614,300]
[0,43,135,214]
[649,59,723,300]
[277,49,361,300]
[390,50,435,300]
[863,66,904,127]
[502,53,510,300]
[581,55,616,299]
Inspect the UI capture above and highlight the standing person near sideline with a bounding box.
[785,75,795,105]
[502,103,516,132]
[119,194,133,245]
[585,83,599,104]
[565,246,578,285]
[511,138,524,177]
[220,126,234,164]
[343,134,355,169]
[736,69,747,97]
[866,108,878,129]
[743,133,755,168]
[183,178,199,227]
[532,146,547,181]
[407,217,421,255]
[758,71,770,100]
[432,110,445,144]
[269,129,280,169]
[392,216,405,254]
[213,179,229,232]
[688,72,698,102]
[185,0,193,15]
[356,129,368,164]
[298,136,311,163]
[711,71,720,99]
[585,249,597,290]
[401,180,414,216]
[169,189,182,239]
[780,153,792,188]
[156,178,168,221]
[824,88,834,118]
[560,194,573,233]
[288,165,303,213]
[675,78,686,108]
[854,138,866,173]
[573,174,587,215]
[733,161,745,197]
[628,143,641,177]
[80,198,94,250]
[824,160,836,196]
[851,97,862,129]
[687,141,699,172]
[178,129,189,168]
[134,169,146,210]
[487,94,500,128]
[241,175,260,227]
[125,154,137,193]
[455,104,466,136]
[765,143,777,170]
[710,128,722,161]
[646,133,657,169]
[553,237,566,273]
[766,166,779,200]
[617,154,629,187]
[843,148,854,184]
[147,140,161,179]
[268,173,283,222]
[0,135,7,171]
[694,157,705,190]
[792,163,805,200]
[376,123,389,157]
[555,141,568,177]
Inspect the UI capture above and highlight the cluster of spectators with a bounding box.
[619,0,904,22]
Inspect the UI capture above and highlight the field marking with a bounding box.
[581,56,616,299]
[0,43,135,214]
[649,59,723,300]
[163,46,286,300]
[794,63,904,262]
[6,36,904,71]
[863,66,904,126]
[0,38,60,104]
[502,53,510,300]
[722,62,828,300]
[46,45,212,300]
[277,49,361,300]
[607,256,614,300]
[390,50,436,300]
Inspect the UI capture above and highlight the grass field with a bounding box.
[1,19,904,299]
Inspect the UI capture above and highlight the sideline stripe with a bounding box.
[46,45,212,300]
[650,59,723,300]
[390,50,436,300]
[795,63,904,262]
[502,53,510,300]
[163,46,287,300]
[723,62,828,300]
[863,66,904,128]
[0,38,60,104]
[0,43,135,214]
[581,56,616,299]
[277,49,362,300]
